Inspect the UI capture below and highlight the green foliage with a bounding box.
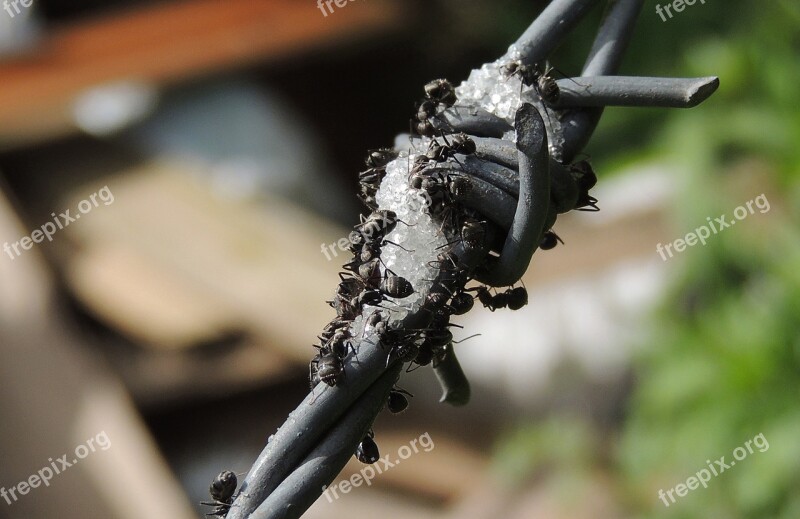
[612,1,800,515]
[491,1,800,516]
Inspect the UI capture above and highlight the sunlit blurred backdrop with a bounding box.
[0,1,797,518]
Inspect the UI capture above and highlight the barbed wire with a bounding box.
[222,1,718,518]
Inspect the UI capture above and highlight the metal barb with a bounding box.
[553,76,721,108]
[432,344,471,406]
[475,104,551,287]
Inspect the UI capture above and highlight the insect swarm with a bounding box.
[222,2,719,517]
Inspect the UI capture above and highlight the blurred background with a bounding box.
[0,0,798,518]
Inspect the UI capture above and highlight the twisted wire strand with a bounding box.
[222,0,720,516]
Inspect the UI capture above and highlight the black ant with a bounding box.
[357,240,415,272]
[569,159,599,211]
[387,387,413,414]
[319,317,351,344]
[310,350,345,387]
[411,169,472,203]
[322,327,357,361]
[502,60,560,104]
[468,286,508,312]
[330,275,365,318]
[355,430,380,464]
[425,133,476,163]
[355,257,382,287]
[408,328,479,372]
[424,287,451,311]
[505,286,528,311]
[539,230,564,250]
[365,148,397,170]
[355,210,402,242]
[424,78,457,107]
[459,218,486,251]
[344,252,396,288]
[435,217,486,253]
[357,184,379,210]
[348,263,415,302]
[201,470,238,517]
[410,133,476,177]
[449,290,475,315]
[309,353,322,389]
[357,150,397,209]
[468,285,528,311]
[328,294,361,321]
[413,99,439,137]
[379,328,422,366]
[427,250,461,272]
[380,275,414,299]
[411,79,456,137]
[423,284,473,317]
[422,327,455,349]
[335,273,366,298]
[361,309,389,341]
[412,341,434,368]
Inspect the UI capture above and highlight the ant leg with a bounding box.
[309,384,326,405]
[346,340,360,365]
[452,333,481,344]
[405,362,426,373]
[381,239,415,253]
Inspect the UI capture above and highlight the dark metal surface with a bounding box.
[553,76,721,108]
[249,362,404,519]
[226,0,719,516]
[474,104,550,287]
[514,0,603,64]
[433,106,513,138]
[559,0,645,161]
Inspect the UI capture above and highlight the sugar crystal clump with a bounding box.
[365,153,448,323]
[454,47,566,160]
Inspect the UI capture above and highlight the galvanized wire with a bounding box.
[224,0,719,517]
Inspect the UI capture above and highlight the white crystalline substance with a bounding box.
[366,153,448,323]
[456,59,521,121]
[351,47,570,342]
[454,44,566,161]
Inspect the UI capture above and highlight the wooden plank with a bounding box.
[0,0,398,146]
[0,188,198,519]
[60,161,346,361]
